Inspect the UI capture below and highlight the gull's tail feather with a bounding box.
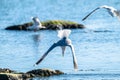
[61,46,66,57]
[57,29,71,38]
[82,7,100,21]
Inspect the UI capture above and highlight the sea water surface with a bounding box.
[0,0,120,80]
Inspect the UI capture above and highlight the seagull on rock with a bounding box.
[27,17,45,31]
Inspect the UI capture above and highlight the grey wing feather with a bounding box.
[69,44,78,70]
[82,7,100,21]
[35,43,57,65]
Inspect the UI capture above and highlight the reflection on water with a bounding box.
[32,33,41,54]
[32,34,41,45]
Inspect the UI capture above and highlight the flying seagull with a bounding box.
[82,5,120,21]
[34,29,78,70]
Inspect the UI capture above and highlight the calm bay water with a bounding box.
[0,0,120,80]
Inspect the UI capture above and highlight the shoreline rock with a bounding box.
[0,68,64,80]
[5,20,85,31]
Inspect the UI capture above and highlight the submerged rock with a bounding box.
[0,68,64,80]
[5,20,85,31]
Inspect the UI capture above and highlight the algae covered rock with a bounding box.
[5,20,85,30]
[41,20,85,30]
[0,68,64,80]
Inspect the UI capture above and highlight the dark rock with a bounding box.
[0,74,9,80]
[0,68,64,80]
[26,68,64,77]
[5,20,85,31]
[5,22,33,31]
[0,73,22,80]
[0,68,16,73]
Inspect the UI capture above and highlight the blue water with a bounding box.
[0,0,120,80]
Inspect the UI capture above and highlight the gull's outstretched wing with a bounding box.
[35,43,57,65]
[69,44,78,70]
[82,7,100,21]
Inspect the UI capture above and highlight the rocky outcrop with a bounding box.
[5,20,85,30]
[0,68,64,80]
[5,22,33,31]
[0,68,16,73]
[26,68,64,77]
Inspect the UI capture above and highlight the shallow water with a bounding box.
[0,0,120,80]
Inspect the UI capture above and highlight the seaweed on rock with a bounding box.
[5,20,85,30]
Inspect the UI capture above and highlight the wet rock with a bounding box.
[0,74,9,80]
[26,68,64,77]
[0,68,64,80]
[0,73,23,80]
[5,20,85,30]
[5,22,33,30]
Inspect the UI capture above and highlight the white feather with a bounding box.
[27,17,45,30]
[57,29,71,38]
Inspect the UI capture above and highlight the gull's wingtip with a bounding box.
[33,64,37,67]
[82,17,86,21]
[74,63,78,71]
[74,68,78,71]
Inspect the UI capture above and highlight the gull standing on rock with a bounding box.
[82,5,120,21]
[34,29,78,70]
[27,17,45,31]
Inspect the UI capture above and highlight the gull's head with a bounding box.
[31,17,40,23]
[56,24,63,30]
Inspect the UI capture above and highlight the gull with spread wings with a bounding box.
[34,28,78,70]
[82,5,120,21]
